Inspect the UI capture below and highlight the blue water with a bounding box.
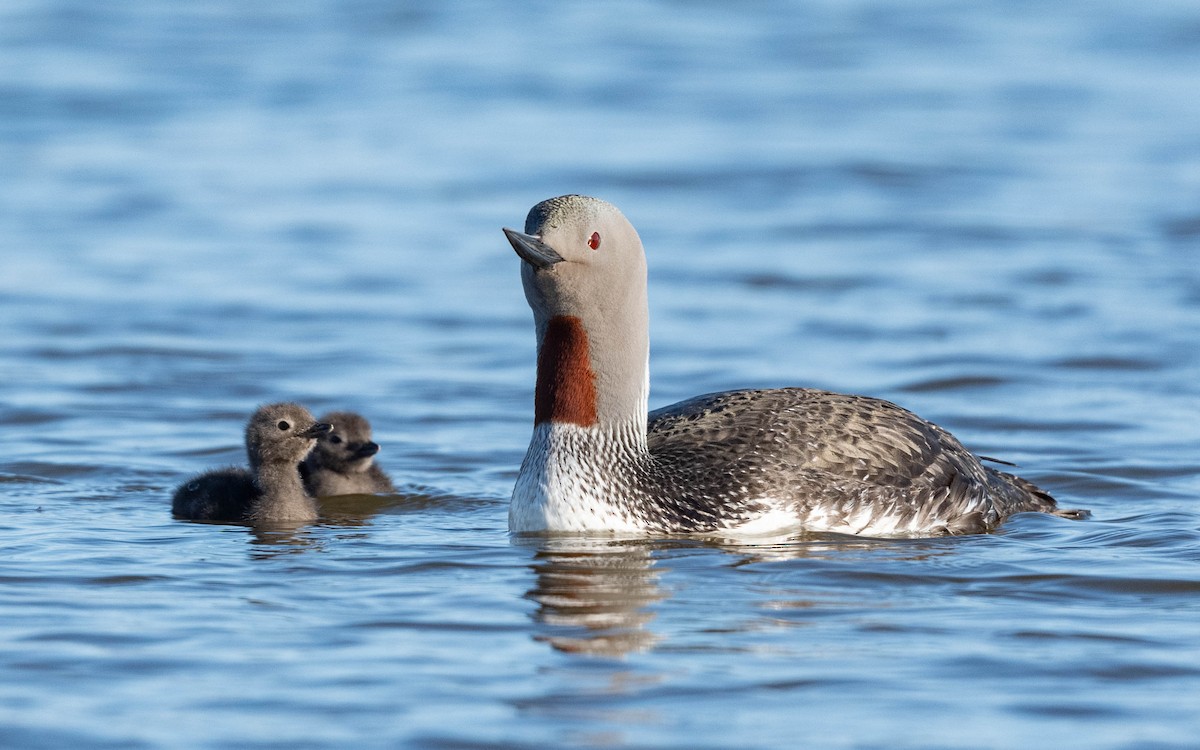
[2,1,1199,747]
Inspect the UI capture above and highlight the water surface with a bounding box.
[2,1,1198,748]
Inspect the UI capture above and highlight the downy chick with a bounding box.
[301,411,395,497]
[172,403,331,524]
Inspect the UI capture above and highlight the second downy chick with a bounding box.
[301,411,396,497]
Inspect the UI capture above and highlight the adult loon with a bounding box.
[503,194,1082,537]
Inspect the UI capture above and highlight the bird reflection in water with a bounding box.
[523,532,964,655]
[525,538,666,657]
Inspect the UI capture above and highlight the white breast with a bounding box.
[511,423,646,533]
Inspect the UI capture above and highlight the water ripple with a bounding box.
[2,1,1199,748]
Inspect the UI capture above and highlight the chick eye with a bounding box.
[330,435,342,444]
[588,231,601,250]
[277,420,290,431]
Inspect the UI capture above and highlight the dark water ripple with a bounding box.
[2,0,1200,748]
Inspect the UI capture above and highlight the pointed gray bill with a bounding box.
[301,423,334,438]
[503,228,565,269]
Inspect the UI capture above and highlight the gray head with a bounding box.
[504,195,646,326]
[245,402,332,470]
[308,411,381,473]
[503,195,650,430]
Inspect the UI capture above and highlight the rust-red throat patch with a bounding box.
[535,315,598,426]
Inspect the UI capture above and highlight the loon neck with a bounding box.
[252,460,315,521]
[534,314,648,448]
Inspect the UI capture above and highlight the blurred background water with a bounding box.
[1,1,1198,748]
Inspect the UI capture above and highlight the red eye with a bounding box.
[588,232,601,250]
